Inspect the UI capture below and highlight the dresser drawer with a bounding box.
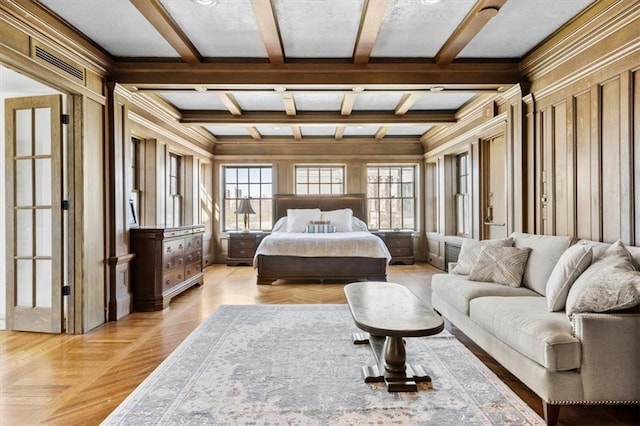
[185,235,202,252]
[163,239,184,258]
[183,250,201,264]
[386,238,412,249]
[163,255,184,274]
[229,239,257,251]
[184,261,202,280]
[389,247,412,257]
[162,270,184,292]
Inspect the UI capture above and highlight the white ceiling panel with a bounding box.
[372,0,475,58]
[343,125,378,136]
[300,126,337,136]
[293,93,344,111]
[410,92,476,110]
[353,92,405,111]
[255,126,294,136]
[160,92,228,110]
[385,125,431,136]
[160,0,267,57]
[39,0,178,57]
[460,0,595,58]
[275,0,365,58]
[204,125,251,136]
[232,92,284,111]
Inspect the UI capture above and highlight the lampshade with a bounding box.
[234,198,256,215]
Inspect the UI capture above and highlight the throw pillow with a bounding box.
[320,209,353,232]
[468,246,532,287]
[286,209,321,232]
[565,240,640,316]
[546,245,593,312]
[304,221,336,233]
[451,237,513,275]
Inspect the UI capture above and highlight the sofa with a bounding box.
[431,232,640,425]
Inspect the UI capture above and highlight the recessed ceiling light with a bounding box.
[420,0,441,4]
[274,86,287,93]
[430,86,444,92]
[193,0,218,6]
[352,86,364,93]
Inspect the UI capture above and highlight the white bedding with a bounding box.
[254,231,392,266]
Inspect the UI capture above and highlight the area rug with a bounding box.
[103,304,544,425]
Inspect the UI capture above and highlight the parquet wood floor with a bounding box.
[0,263,638,425]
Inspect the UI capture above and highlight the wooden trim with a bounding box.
[395,92,421,115]
[180,111,456,125]
[130,0,201,63]
[341,92,357,115]
[353,0,389,64]
[291,125,302,140]
[374,126,388,139]
[250,0,284,64]
[435,0,507,66]
[282,92,297,115]
[247,127,262,140]
[335,125,345,140]
[107,253,136,266]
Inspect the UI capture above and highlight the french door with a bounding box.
[483,134,508,240]
[5,94,64,333]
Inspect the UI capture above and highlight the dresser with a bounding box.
[227,232,263,266]
[374,231,414,265]
[130,225,204,311]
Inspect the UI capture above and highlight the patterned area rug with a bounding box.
[103,305,544,425]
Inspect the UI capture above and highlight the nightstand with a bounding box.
[227,232,262,266]
[374,231,414,265]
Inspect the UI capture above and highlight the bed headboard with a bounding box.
[273,194,367,222]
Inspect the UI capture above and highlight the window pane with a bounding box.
[297,184,307,194]
[223,166,273,231]
[36,209,52,257]
[261,168,272,182]
[249,168,261,182]
[320,183,331,194]
[17,210,33,257]
[225,167,237,183]
[15,109,32,157]
[297,168,307,183]
[36,260,52,308]
[367,166,416,231]
[249,183,261,198]
[16,159,33,207]
[391,198,402,229]
[262,184,272,198]
[237,184,249,199]
[237,168,248,183]
[17,259,33,307]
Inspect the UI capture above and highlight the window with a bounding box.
[129,138,141,225]
[167,153,182,227]
[223,166,273,231]
[367,166,416,230]
[456,153,470,237]
[295,166,344,194]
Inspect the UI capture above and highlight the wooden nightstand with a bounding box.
[227,232,263,266]
[374,231,414,265]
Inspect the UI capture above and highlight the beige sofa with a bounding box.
[431,232,640,425]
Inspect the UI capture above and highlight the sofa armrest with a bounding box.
[572,312,640,401]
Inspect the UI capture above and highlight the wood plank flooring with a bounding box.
[0,263,638,425]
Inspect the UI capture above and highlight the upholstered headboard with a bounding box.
[273,194,367,222]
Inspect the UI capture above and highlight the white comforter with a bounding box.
[254,231,392,266]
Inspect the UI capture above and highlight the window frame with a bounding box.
[294,165,345,195]
[222,165,273,232]
[129,137,142,226]
[455,152,471,238]
[366,164,417,231]
[167,152,182,227]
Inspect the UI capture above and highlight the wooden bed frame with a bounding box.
[256,194,388,285]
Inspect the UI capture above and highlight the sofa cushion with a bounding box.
[546,244,593,312]
[577,239,640,268]
[566,241,640,316]
[450,237,513,275]
[511,232,572,296]
[432,273,539,315]
[469,246,531,287]
[469,296,581,371]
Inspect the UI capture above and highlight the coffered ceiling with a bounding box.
[35,0,595,146]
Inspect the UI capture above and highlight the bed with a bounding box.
[255,194,391,285]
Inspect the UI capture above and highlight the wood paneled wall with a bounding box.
[423,1,640,269]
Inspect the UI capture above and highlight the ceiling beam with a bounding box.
[341,92,358,115]
[374,126,389,139]
[180,111,456,125]
[247,127,262,140]
[435,0,508,66]
[335,126,345,140]
[129,0,202,64]
[217,93,243,115]
[291,126,303,140]
[281,92,297,115]
[353,0,389,64]
[109,61,523,86]
[394,92,421,115]
[251,0,285,64]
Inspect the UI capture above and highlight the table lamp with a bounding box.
[235,198,256,232]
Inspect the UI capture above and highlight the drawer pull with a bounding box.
[166,262,172,269]
[178,259,183,265]
[178,244,183,250]
[165,279,172,286]
[166,247,172,253]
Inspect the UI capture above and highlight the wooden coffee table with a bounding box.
[344,281,444,392]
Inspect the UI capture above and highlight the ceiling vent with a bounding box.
[32,42,85,83]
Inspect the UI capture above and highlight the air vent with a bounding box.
[32,43,85,82]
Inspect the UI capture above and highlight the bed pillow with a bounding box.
[320,208,353,232]
[545,244,593,312]
[272,216,287,233]
[351,217,369,232]
[468,246,531,287]
[451,237,514,275]
[286,209,321,232]
[565,241,640,316]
